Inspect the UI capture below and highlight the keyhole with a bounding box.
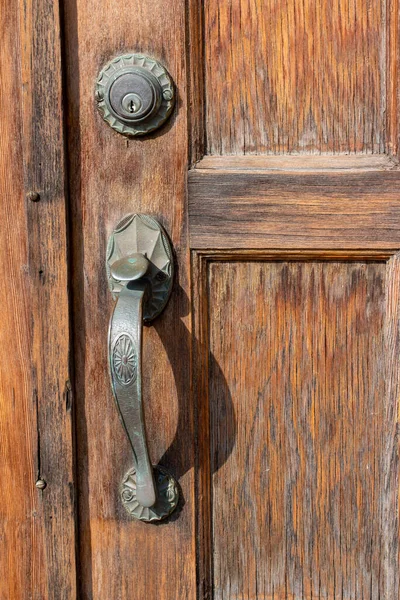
[128,100,137,113]
[120,93,142,117]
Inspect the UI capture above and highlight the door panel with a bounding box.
[207,259,397,599]
[204,0,389,154]
[193,253,400,599]
[190,1,400,594]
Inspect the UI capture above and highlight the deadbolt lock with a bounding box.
[95,54,175,137]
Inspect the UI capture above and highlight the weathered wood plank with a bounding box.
[387,0,400,156]
[188,0,205,164]
[191,251,213,600]
[62,0,196,597]
[0,0,77,597]
[204,258,399,599]
[204,0,393,155]
[189,170,400,249]
[195,155,398,172]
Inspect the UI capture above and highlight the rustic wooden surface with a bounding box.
[204,0,397,155]
[200,257,399,600]
[62,0,195,597]
[2,0,399,595]
[189,166,400,249]
[195,155,399,172]
[188,0,205,164]
[191,251,213,600]
[0,0,77,597]
[387,0,400,156]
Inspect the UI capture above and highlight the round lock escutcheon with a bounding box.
[95,54,175,137]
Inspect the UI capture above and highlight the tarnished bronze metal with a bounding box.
[106,214,178,522]
[96,54,175,137]
[121,465,178,522]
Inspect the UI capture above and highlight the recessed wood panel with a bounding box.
[204,0,391,155]
[206,258,400,599]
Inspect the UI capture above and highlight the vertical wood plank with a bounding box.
[381,252,400,600]
[387,0,400,156]
[0,0,77,597]
[192,252,213,600]
[62,0,195,598]
[188,0,206,164]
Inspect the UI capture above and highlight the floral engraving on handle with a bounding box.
[112,334,137,385]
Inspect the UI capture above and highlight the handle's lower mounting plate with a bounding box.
[121,465,179,522]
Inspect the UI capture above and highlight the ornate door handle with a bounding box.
[106,214,179,522]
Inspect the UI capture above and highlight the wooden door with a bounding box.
[1,0,400,599]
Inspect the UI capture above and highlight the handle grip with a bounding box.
[106,214,178,522]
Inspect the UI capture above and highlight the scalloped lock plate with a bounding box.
[96,54,175,137]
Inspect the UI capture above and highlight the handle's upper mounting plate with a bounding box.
[96,54,175,137]
[106,214,173,322]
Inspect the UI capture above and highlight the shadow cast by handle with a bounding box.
[154,279,236,505]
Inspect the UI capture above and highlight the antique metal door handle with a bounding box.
[107,214,179,522]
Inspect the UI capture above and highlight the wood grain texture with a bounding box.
[203,258,400,599]
[387,0,400,156]
[189,169,400,249]
[204,0,395,155]
[195,155,399,172]
[192,251,213,600]
[188,0,205,164]
[0,0,77,597]
[62,0,195,597]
